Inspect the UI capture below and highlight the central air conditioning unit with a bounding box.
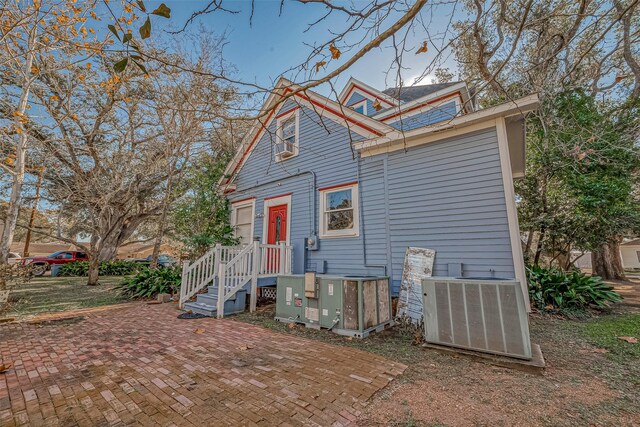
[275,141,295,159]
[275,274,393,338]
[422,278,532,359]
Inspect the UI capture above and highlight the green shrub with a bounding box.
[58,260,142,277]
[527,265,622,312]
[115,267,181,298]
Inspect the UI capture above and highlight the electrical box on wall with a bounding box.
[304,272,317,298]
[306,235,319,251]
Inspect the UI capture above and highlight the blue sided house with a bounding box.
[179,76,538,318]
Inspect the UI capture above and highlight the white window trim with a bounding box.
[350,99,367,115]
[230,198,256,244]
[275,109,300,162]
[261,194,292,245]
[319,183,360,239]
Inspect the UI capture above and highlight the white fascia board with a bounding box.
[373,82,468,121]
[356,94,539,153]
[338,77,399,106]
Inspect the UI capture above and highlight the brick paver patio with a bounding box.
[0,303,406,426]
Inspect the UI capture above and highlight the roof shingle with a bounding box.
[382,81,461,103]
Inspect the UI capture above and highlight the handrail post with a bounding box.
[279,242,286,275]
[179,260,190,309]
[250,240,260,312]
[213,243,222,280]
[217,262,226,319]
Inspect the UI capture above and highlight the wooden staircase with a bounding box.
[179,241,293,318]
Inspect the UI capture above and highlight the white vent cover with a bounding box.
[423,278,532,359]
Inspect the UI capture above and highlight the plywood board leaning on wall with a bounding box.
[397,247,436,324]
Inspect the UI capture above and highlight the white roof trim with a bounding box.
[338,77,399,106]
[219,77,396,188]
[355,94,539,153]
[373,82,471,121]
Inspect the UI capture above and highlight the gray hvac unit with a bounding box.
[422,278,532,359]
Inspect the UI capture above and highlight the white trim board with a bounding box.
[373,81,469,121]
[356,94,539,156]
[496,117,530,311]
[262,194,292,245]
[358,121,497,158]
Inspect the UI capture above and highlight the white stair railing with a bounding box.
[179,244,221,308]
[180,241,293,314]
[216,242,255,318]
[217,241,293,318]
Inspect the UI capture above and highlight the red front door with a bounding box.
[267,204,288,270]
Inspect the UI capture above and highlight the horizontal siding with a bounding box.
[345,92,383,117]
[382,127,515,287]
[388,101,457,131]
[345,92,366,106]
[360,160,387,266]
[228,99,516,295]
[229,101,377,277]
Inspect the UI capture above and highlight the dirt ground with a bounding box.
[358,315,639,426]
[237,300,640,427]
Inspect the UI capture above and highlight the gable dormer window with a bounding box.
[275,108,299,161]
[350,100,367,115]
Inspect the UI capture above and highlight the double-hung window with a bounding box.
[231,199,255,245]
[282,117,296,145]
[319,183,359,238]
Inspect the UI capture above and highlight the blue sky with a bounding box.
[150,1,462,97]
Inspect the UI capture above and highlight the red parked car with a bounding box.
[22,251,88,276]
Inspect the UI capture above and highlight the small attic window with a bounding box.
[351,100,367,115]
[275,108,299,161]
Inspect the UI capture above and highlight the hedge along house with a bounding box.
[180,76,537,316]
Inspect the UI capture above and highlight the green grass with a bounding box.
[581,314,640,361]
[1,276,129,319]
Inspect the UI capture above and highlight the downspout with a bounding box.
[356,154,387,275]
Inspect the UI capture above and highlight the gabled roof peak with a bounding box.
[337,77,399,107]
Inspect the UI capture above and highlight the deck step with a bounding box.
[184,289,248,317]
[183,301,217,317]
[195,293,218,306]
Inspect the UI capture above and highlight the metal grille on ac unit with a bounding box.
[422,278,532,359]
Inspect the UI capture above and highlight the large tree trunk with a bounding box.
[98,240,119,262]
[0,26,36,263]
[533,226,546,266]
[150,164,176,269]
[87,235,101,286]
[87,256,101,286]
[96,213,151,261]
[524,230,535,263]
[591,240,626,280]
